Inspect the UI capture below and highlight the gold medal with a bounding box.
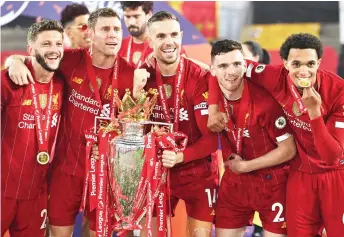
[292,101,302,117]
[37,151,50,165]
[163,84,172,99]
[298,79,311,88]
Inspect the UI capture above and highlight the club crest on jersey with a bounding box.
[255,64,265,73]
[163,84,172,99]
[72,77,83,84]
[292,101,302,117]
[22,99,32,106]
[104,85,113,100]
[132,51,142,64]
[53,94,59,110]
[39,94,47,109]
[275,116,287,129]
[89,78,102,93]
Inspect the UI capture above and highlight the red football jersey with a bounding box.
[219,81,293,186]
[53,49,135,177]
[141,58,217,166]
[119,36,188,68]
[1,62,64,200]
[208,62,344,173]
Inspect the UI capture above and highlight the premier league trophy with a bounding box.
[87,88,174,237]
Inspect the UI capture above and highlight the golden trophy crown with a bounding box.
[114,88,159,122]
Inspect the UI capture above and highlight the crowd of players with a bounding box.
[1,2,344,237]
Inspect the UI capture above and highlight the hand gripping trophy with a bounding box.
[82,88,185,237]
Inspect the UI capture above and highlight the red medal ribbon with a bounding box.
[222,80,251,157]
[30,81,54,158]
[85,49,119,116]
[155,57,185,132]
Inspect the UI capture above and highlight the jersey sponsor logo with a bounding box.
[17,113,59,129]
[335,121,344,128]
[225,127,250,138]
[51,113,59,127]
[243,128,250,138]
[100,103,110,118]
[179,108,189,121]
[72,77,84,84]
[283,109,311,132]
[151,106,189,122]
[22,99,32,106]
[275,116,287,129]
[255,64,266,73]
[52,93,59,110]
[68,89,101,115]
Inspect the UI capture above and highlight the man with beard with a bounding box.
[119,2,187,69]
[5,8,136,237]
[133,11,218,237]
[209,39,296,237]
[207,34,344,237]
[61,3,91,49]
[119,1,153,68]
[1,20,64,237]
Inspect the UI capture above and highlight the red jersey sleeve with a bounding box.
[245,60,284,94]
[59,48,84,78]
[207,73,220,105]
[1,70,10,112]
[310,96,344,164]
[183,70,218,162]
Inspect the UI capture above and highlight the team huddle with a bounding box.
[1,2,344,237]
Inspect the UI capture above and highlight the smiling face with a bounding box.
[211,49,246,93]
[283,48,321,89]
[89,16,122,56]
[28,30,64,72]
[148,19,183,65]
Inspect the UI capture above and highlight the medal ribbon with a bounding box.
[96,132,110,237]
[85,49,119,117]
[30,81,54,157]
[222,80,251,157]
[155,57,185,132]
[126,36,150,68]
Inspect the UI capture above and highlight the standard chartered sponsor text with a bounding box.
[69,89,100,115]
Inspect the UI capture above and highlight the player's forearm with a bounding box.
[4,55,29,69]
[183,133,218,163]
[208,75,221,106]
[245,135,296,172]
[310,116,343,164]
